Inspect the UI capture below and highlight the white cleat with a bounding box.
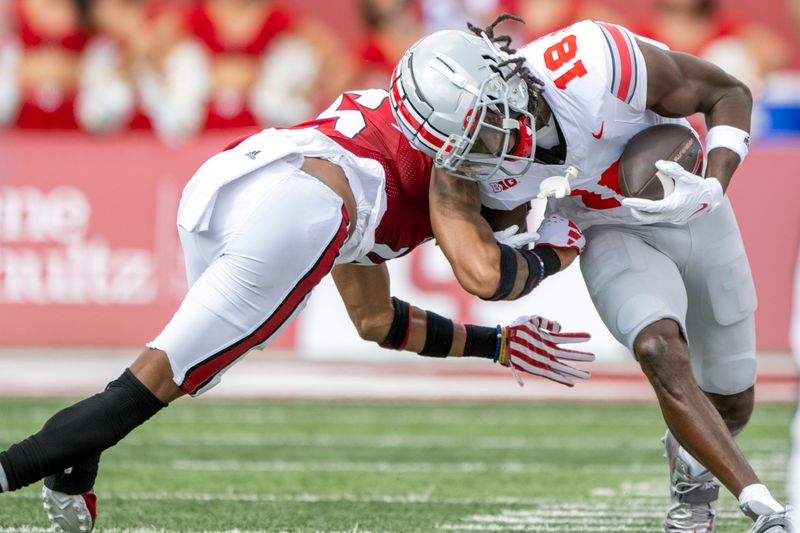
[664,431,719,533]
[745,506,794,533]
[41,485,97,533]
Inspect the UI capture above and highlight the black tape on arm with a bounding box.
[419,311,454,357]
[533,246,562,277]
[380,297,412,350]
[485,244,518,301]
[463,325,498,358]
[517,247,562,296]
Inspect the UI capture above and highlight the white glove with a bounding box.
[621,160,724,225]
[537,166,579,199]
[493,225,539,248]
[535,213,585,253]
[498,315,595,387]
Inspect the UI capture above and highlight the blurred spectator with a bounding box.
[72,0,140,133]
[633,0,789,91]
[501,0,623,42]
[794,0,800,35]
[0,0,91,129]
[350,0,423,89]
[1,0,13,39]
[417,0,500,32]
[184,0,347,131]
[81,0,209,137]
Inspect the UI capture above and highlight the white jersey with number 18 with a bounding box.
[478,20,695,229]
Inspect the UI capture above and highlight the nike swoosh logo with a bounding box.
[591,121,604,139]
[690,202,709,217]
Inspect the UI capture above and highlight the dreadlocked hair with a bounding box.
[467,13,544,118]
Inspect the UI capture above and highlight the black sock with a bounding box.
[44,453,100,495]
[0,369,166,492]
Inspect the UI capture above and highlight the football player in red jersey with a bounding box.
[388,14,791,533]
[0,84,594,531]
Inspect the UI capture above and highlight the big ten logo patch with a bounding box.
[489,178,518,193]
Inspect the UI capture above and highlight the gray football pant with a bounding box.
[580,198,757,395]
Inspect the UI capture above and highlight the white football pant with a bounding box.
[149,160,349,395]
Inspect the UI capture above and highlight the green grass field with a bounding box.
[0,399,791,533]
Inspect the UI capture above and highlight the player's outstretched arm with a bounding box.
[639,41,753,192]
[429,168,582,301]
[331,263,595,386]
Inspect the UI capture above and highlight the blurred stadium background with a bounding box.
[0,0,798,531]
[0,0,798,400]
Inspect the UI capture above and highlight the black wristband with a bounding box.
[533,246,561,277]
[519,249,543,296]
[419,311,454,357]
[380,297,411,349]
[463,324,498,358]
[517,246,562,296]
[485,243,518,301]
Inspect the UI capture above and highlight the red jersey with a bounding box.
[291,90,434,264]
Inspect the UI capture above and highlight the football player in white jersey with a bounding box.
[0,80,596,531]
[390,14,791,533]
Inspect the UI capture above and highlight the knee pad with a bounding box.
[703,252,757,326]
[701,352,757,395]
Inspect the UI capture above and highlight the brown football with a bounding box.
[618,124,703,200]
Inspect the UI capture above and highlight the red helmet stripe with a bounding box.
[391,82,447,150]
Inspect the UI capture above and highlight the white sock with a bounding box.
[678,445,709,476]
[739,483,784,515]
[0,463,8,492]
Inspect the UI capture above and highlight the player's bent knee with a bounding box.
[633,319,685,361]
[634,320,693,389]
[129,348,185,403]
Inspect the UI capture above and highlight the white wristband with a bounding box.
[705,125,750,163]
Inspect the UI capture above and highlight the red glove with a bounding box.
[498,316,594,387]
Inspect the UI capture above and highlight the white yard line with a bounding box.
[0,529,381,533]
[96,459,670,475]
[99,433,789,453]
[5,491,656,505]
[101,458,787,477]
[3,488,756,533]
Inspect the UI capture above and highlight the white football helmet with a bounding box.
[390,29,536,182]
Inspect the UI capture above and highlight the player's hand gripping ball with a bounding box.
[622,161,723,225]
[618,125,722,225]
[618,124,703,200]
